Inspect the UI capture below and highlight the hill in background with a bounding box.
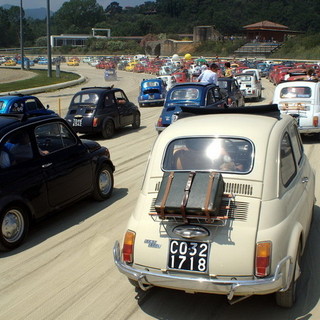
[1,4,53,19]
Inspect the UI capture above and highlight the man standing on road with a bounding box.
[197,63,219,85]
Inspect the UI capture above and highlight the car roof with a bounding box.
[79,86,118,93]
[169,82,216,89]
[275,80,318,87]
[0,114,61,137]
[0,94,36,102]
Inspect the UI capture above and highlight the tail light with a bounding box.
[313,116,318,127]
[157,117,163,127]
[93,117,99,127]
[122,230,136,263]
[255,241,272,277]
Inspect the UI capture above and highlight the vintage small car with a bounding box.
[236,73,262,101]
[138,78,167,107]
[104,68,117,81]
[114,105,315,307]
[65,86,140,139]
[0,94,55,116]
[155,83,227,132]
[273,80,320,137]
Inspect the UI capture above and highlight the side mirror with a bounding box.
[46,104,50,109]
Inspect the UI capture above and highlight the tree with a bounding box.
[105,2,122,15]
[53,0,105,34]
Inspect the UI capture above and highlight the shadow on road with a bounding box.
[1,187,128,257]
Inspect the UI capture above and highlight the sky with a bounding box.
[0,0,153,12]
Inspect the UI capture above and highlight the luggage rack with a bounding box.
[149,193,235,226]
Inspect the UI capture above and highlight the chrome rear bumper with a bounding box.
[113,241,293,300]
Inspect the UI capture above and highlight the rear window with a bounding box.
[143,81,159,87]
[218,80,228,89]
[162,137,253,173]
[72,93,99,104]
[280,86,311,98]
[170,88,199,100]
[237,75,252,83]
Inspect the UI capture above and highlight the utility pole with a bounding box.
[20,0,24,70]
[47,0,52,77]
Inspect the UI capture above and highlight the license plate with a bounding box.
[168,240,209,273]
[73,118,83,126]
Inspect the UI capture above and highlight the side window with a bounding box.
[289,123,303,165]
[25,98,42,111]
[114,91,127,104]
[280,132,297,187]
[0,130,33,168]
[207,89,214,104]
[104,93,115,108]
[35,122,77,155]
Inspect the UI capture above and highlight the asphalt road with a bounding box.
[0,63,320,320]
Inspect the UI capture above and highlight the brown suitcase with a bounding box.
[154,171,225,221]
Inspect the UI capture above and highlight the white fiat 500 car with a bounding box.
[114,105,315,307]
[273,80,320,137]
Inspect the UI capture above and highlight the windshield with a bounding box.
[170,88,200,100]
[280,86,311,98]
[163,137,253,173]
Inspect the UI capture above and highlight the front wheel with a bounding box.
[132,113,141,129]
[0,206,29,251]
[92,164,114,201]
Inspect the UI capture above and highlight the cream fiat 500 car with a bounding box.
[114,105,315,307]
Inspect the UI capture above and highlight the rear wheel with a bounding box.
[0,206,29,251]
[101,120,115,139]
[92,164,114,201]
[132,113,141,129]
[275,243,301,308]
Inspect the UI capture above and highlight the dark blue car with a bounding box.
[155,82,227,132]
[138,78,167,107]
[0,95,55,116]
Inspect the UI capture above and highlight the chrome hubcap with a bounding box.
[2,209,24,243]
[99,169,112,195]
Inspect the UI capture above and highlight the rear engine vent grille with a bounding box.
[224,182,253,196]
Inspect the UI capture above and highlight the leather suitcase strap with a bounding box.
[203,172,215,220]
[180,171,196,221]
[160,171,174,219]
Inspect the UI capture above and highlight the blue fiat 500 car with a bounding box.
[138,78,167,107]
[155,82,227,132]
[0,95,55,116]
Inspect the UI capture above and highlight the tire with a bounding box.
[92,164,114,201]
[0,206,29,251]
[275,243,301,308]
[132,113,141,129]
[101,120,115,139]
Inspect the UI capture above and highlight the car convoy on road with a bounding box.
[0,54,320,308]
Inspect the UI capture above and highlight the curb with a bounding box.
[0,70,86,95]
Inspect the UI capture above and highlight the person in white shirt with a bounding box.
[197,63,219,85]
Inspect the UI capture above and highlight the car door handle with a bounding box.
[42,163,52,168]
[302,177,309,183]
